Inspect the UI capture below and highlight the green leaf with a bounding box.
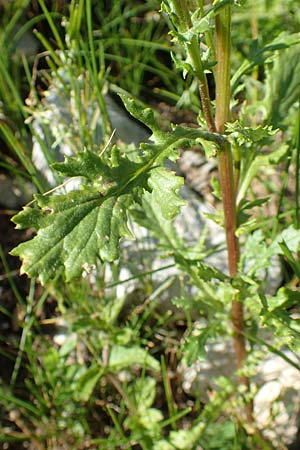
[131,190,182,252]
[267,287,300,314]
[132,183,207,262]
[168,422,204,450]
[12,145,182,283]
[176,256,229,284]
[139,408,164,429]
[190,10,211,34]
[154,441,175,450]
[271,225,300,255]
[248,33,300,64]
[125,377,164,435]
[131,377,157,411]
[12,98,224,283]
[52,149,112,181]
[198,139,219,158]
[231,32,300,92]
[42,347,60,372]
[75,365,102,402]
[239,230,272,276]
[11,188,132,283]
[54,148,151,187]
[108,345,160,372]
[226,121,277,146]
[237,144,289,205]
[239,197,270,212]
[278,240,300,279]
[199,421,237,450]
[170,51,193,79]
[148,167,185,220]
[120,95,226,161]
[264,44,300,129]
[59,333,77,357]
[12,148,157,283]
[119,95,163,139]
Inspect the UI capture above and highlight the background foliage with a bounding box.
[1,1,300,449]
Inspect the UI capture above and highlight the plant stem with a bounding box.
[295,99,300,229]
[217,142,239,274]
[171,0,216,132]
[170,0,252,421]
[189,36,216,132]
[215,6,238,273]
[215,7,231,134]
[214,4,253,421]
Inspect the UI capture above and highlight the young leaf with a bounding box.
[120,95,225,160]
[160,421,204,450]
[226,121,277,146]
[128,377,157,411]
[176,255,229,285]
[108,345,160,372]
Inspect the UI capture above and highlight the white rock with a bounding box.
[31,71,149,187]
[181,338,300,446]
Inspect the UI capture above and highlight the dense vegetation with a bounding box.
[1,1,300,449]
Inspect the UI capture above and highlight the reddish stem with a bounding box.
[215,5,253,422]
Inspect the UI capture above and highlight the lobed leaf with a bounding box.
[11,188,132,283]
[120,95,225,155]
[11,127,182,283]
[12,98,223,283]
[148,167,185,220]
[226,121,277,145]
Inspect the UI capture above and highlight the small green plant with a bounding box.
[2,0,300,448]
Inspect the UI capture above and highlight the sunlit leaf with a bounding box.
[108,345,160,372]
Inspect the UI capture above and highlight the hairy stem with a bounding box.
[171,0,216,132]
[169,0,252,421]
[215,6,238,272]
[215,7,231,133]
[217,142,239,275]
[215,4,252,421]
